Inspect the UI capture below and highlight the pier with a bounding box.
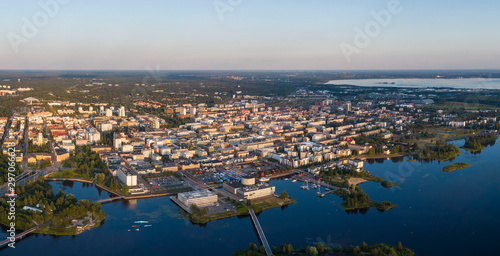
[292,174,340,191]
[249,208,272,256]
[317,189,337,197]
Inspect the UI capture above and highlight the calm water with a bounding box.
[1,139,499,255]
[326,78,500,89]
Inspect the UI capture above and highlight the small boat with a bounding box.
[135,229,140,231]
[300,180,310,190]
[144,225,152,227]
[284,178,289,181]
[291,179,297,183]
[128,229,131,231]
[134,221,149,224]
[132,225,138,227]
[260,177,270,182]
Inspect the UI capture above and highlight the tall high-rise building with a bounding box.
[153,119,160,129]
[118,106,126,117]
[179,107,187,116]
[105,108,113,117]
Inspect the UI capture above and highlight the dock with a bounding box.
[169,196,193,214]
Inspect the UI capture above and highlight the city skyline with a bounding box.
[1,0,500,70]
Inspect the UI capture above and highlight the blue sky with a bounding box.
[1,0,499,70]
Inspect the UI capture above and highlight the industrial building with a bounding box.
[223,176,275,200]
[177,190,218,208]
[237,183,275,200]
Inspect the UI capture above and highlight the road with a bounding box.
[0,116,12,147]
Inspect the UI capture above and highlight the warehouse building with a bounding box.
[177,190,218,208]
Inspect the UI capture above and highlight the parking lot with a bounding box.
[148,176,186,190]
[191,160,279,185]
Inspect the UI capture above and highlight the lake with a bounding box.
[1,139,499,255]
[326,78,500,89]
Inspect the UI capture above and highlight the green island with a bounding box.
[335,186,395,212]
[461,133,498,152]
[234,241,414,256]
[319,167,396,210]
[414,142,461,161]
[187,191,295,224]
[0,178,106,235]
[443,163,471,173]
[381,181,393,188]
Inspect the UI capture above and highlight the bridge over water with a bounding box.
[0,226,38,248]
[249,208,272,256]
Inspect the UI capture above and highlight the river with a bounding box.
[1,139,499,255]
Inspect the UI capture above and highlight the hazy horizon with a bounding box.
[2,0,500,70]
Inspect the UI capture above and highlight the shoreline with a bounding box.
[355,153,407,160]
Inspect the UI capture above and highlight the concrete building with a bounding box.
[118,106,126,117]
[117,167,137,187]
[224,178,275,200]
[177,190,217,208]
[237,183,275,200]
[55,148,70,162]
[105,108,113,117]
[241,176,256,186]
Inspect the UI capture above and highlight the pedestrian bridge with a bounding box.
[249,208,272,256]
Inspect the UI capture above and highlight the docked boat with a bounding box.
[260,177,270,182]
[300,181,310,190]
[291,179,297,183]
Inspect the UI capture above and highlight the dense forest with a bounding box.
[415,143,461,161]
[235,240,414,256]
[0,153,23,185]
[462,133,497,151]
[59,146,126,194]
[0,106,12,117]
[27,141,51,153]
